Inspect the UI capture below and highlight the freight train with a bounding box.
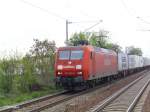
[54,45,150,90]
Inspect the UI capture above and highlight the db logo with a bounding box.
[68,61,72,64]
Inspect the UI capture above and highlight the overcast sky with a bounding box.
[0,0,150,57]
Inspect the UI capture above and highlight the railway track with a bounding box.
[0,82,114,112]
[14,92,79,112]
[133,82,150,112]
[90,71,150,112]
[0,91,68,112]
[16,82,120,112]
[0,70,148,112]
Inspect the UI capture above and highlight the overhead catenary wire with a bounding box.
[120,0,135,16]
[19,0,103,44]
[120,0,150,31]
[136,16,150,25]
[136,16,150,31]
[20,0,102,26]
[20,0,101,22]
[136,29,150,32]
[20,0,66,20]
[20,0,103,25]
[120,0,150,23]
[70,20,102,24]
[84,20,103,32]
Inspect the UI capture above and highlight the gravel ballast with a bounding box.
[143,90,150,112]
[42,71,147,112]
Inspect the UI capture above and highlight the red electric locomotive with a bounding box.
[55,45,118,90]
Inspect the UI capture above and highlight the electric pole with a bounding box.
[65,19,102,46]
[65,20,72,46]
[66,20,68,45]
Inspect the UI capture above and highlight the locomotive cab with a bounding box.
[55,46,87,90]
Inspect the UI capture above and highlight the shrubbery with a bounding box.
[0,58,38,94]
[0,68,13,93]
[0,39,56,95]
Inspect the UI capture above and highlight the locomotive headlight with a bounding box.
[77,72,82,74]
[76,65,82,69]
[57,65,63,70]
[57,72,62,75]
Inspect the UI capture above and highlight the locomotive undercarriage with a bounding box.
[55,74,121,91]
[55,76,87,90]
[55,67,147,91]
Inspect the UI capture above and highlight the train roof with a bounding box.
[57,45,116,55]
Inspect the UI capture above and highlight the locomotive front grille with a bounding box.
[64,72,75,75]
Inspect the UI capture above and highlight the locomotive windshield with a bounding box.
[59,50,70,60]
[70,50,83,60]
[59,50,83,60]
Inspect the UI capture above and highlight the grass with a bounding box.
[0,85,63,107]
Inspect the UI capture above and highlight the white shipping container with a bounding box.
[139,56,144,68]
[118,53,128,71]
[128,55,140,69]
[143,57,150,67]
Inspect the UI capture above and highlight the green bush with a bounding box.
[16,58,39,92]
[0,68,13,94]
[0,39,62,106]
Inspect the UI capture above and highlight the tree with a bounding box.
[127,46,143,56]
[89,30,110,48]
[29,39,56,57]
[68,32,89,46]
[17,56,38,92]
[0,58,17,93]
[27,38,56,85]
[106,43,122,53]
[0,68,13,93]
[68,30,123,53]
[69,30,110,47]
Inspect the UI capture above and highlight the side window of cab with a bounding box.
[90,51,93,59]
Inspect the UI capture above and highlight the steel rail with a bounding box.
[28,93,83,112]
[0,90,67,112]
[12,82,113,112]
[27,82,117,112]
[126,78,150,112]
[28,70,148,112]
[0,70,147,112]
[90,71,147,112]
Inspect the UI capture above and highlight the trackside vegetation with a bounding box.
[0,39,62,106]
[0,31,143,107]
